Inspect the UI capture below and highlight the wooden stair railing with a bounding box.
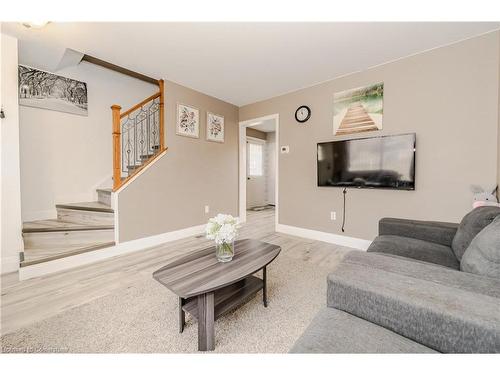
[111,79,166,191]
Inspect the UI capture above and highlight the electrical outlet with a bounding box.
[205,205,210,214]
[330,211,337,221]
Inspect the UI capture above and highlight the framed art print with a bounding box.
[18,65,88,116]
[206,112,224,143]
[176,103,200,138]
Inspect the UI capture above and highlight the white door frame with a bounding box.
[238,114,279,229]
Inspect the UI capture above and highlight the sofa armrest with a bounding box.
[379,218,458,247]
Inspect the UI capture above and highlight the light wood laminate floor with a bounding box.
[1,209,352,335]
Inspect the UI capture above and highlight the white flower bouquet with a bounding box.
[206,214,240,262]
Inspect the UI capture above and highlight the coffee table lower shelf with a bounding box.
[182,276,264,321]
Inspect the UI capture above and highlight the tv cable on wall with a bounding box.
[342,188,347,232]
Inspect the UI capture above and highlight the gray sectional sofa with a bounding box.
[291,206,500,353]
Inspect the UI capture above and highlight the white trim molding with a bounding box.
[19,223,206,280]
[276,223,372,250]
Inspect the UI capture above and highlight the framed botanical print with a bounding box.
[176,103,200,138]
[206,112,224,143]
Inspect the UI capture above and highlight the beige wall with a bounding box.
[240,31,500,240]
[246,127,267,140]
[1,33,23,274]
[117,80,239,242]
[19,62,155,220]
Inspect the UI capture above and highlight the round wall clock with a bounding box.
[295,105,311,123]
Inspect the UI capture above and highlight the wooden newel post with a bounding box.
[111,104,122,191]
[158,79,165,151]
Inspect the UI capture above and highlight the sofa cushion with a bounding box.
[290,307,436,353]
[379,218,458,247]
[451,206,500,261]
[368,235,459,269]
[461,216,500,279]
[327,251,500,353]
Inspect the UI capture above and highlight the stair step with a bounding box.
[23,219,113,233]
[56,201,114,225]
[96,188,112,195]
[56,201,113,213]
[21,241,116,267]
[140,154,154,160]
[23,227,114,252]
[96,188,112,206]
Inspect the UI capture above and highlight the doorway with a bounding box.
[239,114,279,227]
[246,136,267,209]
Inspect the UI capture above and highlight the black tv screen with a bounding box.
[317,133,416,190]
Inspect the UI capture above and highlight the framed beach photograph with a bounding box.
[18,65,88,116]
[333,82,383,136]
[206,112,224,143]
[176,103,200,138]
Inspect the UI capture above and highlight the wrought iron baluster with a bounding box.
[123,119,133,176]
[134,114,138,173]
[119,96,162,179]
[146,104,151,158]
[146,106,151,157]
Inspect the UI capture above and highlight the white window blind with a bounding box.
[249,143,263,176]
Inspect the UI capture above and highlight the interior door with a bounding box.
[246,138,266,209]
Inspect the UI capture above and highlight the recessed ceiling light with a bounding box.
[22,21,50,29]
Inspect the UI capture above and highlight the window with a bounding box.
[248,143,263,176]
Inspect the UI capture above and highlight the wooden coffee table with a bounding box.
[152,239,281,351]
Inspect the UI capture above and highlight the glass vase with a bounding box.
[216,240,234,262]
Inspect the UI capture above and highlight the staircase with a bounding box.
[19,79,166,268]
[21,188,114,267]
[112,79,165,190]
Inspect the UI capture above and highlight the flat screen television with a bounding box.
[317,133,416,190]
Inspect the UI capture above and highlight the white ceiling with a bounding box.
[249,119,276,133]
[2,22,499,106]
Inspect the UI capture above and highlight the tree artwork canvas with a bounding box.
[176,103,200,138]
[18,65,88,116]
[206,112,224,143]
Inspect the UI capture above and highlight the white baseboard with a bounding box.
[19,223,206,280]
[276,223,372,250]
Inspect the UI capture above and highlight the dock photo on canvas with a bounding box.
[333,82,383,136]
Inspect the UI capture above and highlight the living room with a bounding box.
[1,1,499,374]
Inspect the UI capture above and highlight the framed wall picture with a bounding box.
[206,112,224,143]
[333,82,383,136]
[18,65,88,116]
[176,103,200,138]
